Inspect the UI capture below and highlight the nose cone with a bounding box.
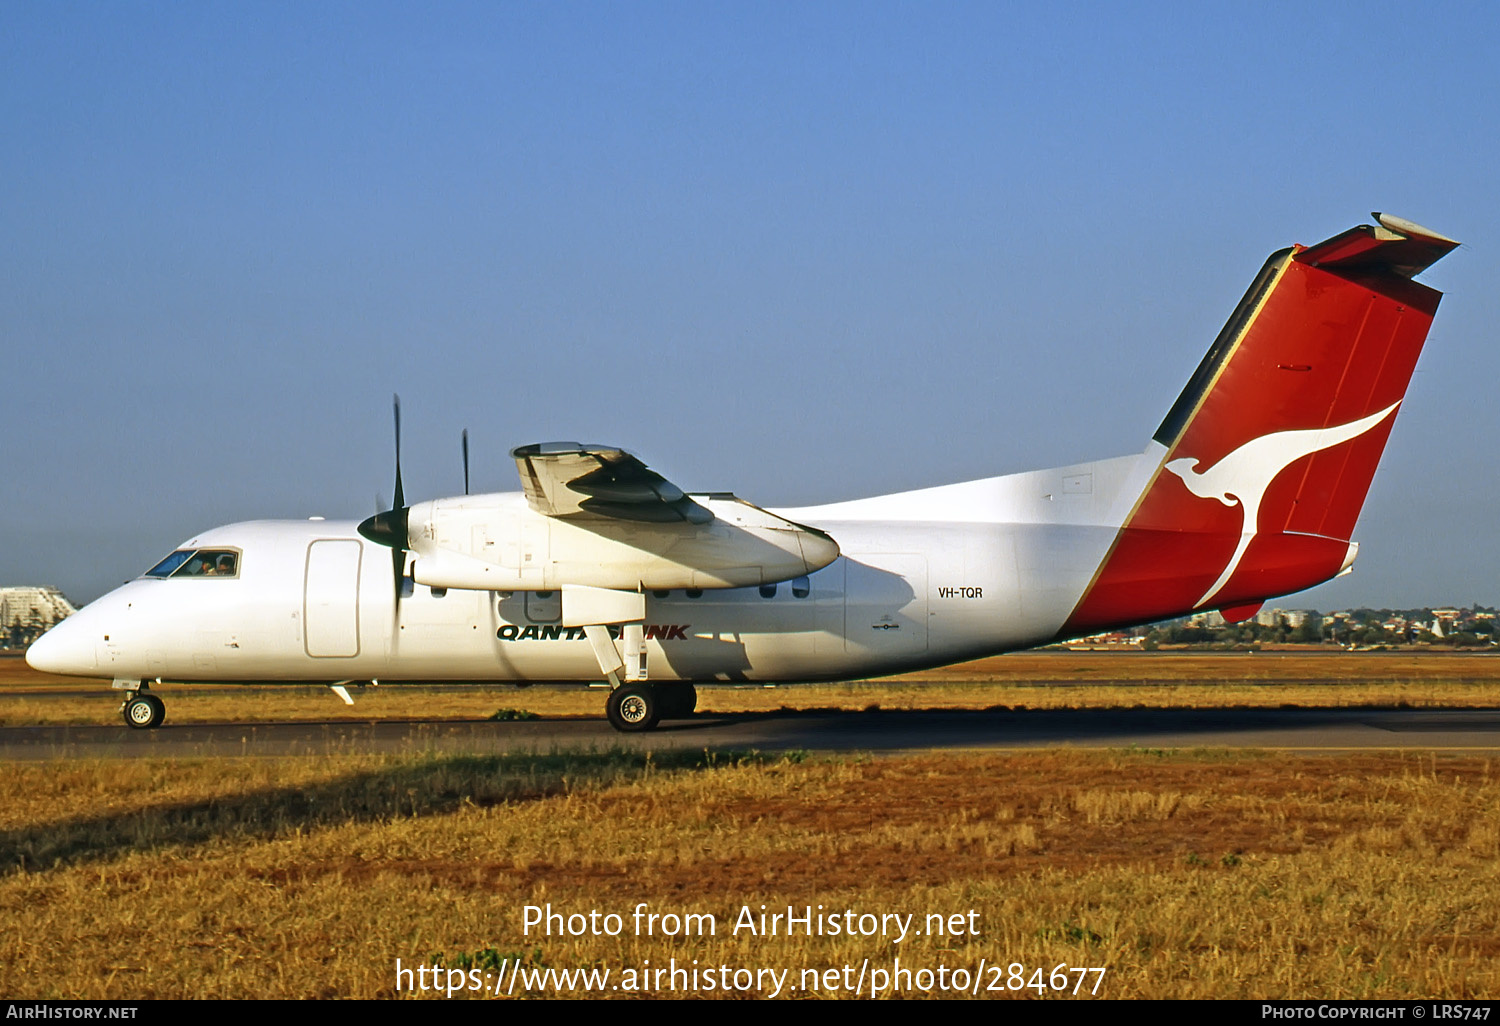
[25,616,96,676]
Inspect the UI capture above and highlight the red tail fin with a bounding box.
[1064,215,1457,635]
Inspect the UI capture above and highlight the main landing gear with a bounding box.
[121,688,166,729]
[580,617,696,732]
[605,683,698,733]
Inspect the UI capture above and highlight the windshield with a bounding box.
[143,549,240,578]
[144,551,193,577]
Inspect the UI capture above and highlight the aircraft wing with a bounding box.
[511,443,713,524]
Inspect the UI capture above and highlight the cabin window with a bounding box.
[685,588,703,599]
[652,589,670,599]
[759,583,777,599]
[791,576,810,598]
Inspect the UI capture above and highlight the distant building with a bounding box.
[1250,608,1309,629]
[0,586,76,648]
[1069,631,1145,649]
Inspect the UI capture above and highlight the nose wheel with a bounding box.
[122,692,166,729]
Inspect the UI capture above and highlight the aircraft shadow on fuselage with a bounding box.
[493,588,759,681]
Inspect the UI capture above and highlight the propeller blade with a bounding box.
[392,393,404,511]
[462,429,470,496]
[356,392,412,616]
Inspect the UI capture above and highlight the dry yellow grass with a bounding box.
[2,748,1497,999]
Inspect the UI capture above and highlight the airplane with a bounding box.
[26,213,1459,732]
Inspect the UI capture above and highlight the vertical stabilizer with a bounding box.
[1062,215,1457,636]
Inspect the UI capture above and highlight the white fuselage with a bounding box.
[27,215,1455,696]
[28,449,1155,686]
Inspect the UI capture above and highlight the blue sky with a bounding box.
[3,2,1496,608]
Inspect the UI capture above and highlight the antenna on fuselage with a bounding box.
[462,428,470,496]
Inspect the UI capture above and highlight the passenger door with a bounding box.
[304,540,362,657]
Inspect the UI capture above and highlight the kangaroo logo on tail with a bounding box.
[1165,401,1400,607]
[1062,215,1455,639]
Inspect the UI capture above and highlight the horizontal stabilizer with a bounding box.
[1294,213,1459,279]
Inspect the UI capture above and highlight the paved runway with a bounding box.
[4,706,1500,759]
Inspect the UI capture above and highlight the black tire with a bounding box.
[123,693,166,730]
[657,683,697,719]
[606,684,659,732]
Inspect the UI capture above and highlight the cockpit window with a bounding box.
[145,551,194,578]
[144,549,240,579]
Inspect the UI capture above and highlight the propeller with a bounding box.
[357,394,411,611]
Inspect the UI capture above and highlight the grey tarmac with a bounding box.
[4,705,1500,760]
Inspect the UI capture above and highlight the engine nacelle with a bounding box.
[406,492,838,592]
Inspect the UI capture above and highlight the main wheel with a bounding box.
[657,683,697,719]
[606,684,660,732]
[122,693,166,730]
